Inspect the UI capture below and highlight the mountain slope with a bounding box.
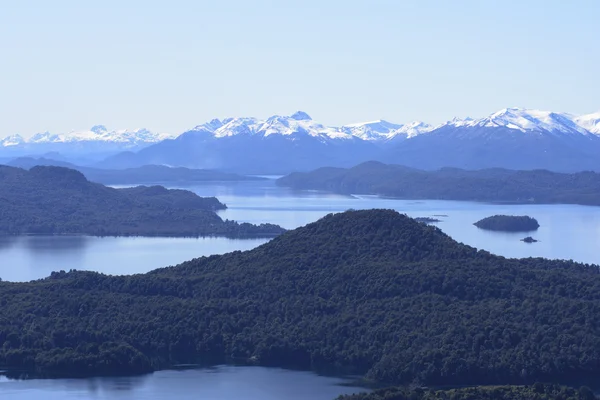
[1,210,600,388]
[0,165,283,237]
[99,112,380,173]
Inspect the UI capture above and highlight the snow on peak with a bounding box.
[444,108,589,135]
[290,111,312,121]
[574,111,600,134]
[343,120,431,140]
[204,114,353,140]
[191,118,224,133]
[189,113,436,142]
[1,127,174,147]
[396,121,434,137]
[1,134,25,147]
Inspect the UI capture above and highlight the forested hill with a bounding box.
[338,384,598,400]
[2,210,600,390]
[0,165,283,237]
[277,161,600,205]
[6,157,264,184]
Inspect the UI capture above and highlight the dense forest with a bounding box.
[338,383,597,400]
[6,157,262,184]
[277,161,600,206]
[2,209,600,390]
[474,215,540,232]
[0,165,284,237]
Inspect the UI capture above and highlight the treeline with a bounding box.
[338,384,597,400]
[277,161,600,206]
[474,215,540,232]
[0,165,284,237]
[2,210,600,389]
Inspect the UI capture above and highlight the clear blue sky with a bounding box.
[1,0,598,138]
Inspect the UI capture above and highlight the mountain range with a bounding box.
[0,125,174,161]
[3,108,600,173]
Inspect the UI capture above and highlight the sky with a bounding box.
[1,0,599,138]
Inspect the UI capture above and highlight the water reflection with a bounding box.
[0,236,18,250]
[24,236,89,253]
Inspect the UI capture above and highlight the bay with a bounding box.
[1,178,599,283]
[0,366,365,400]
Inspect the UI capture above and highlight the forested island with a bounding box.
[474,215,540,232]
[277,161,600,206]
[6,157,263,185]
[338,384,597,400]
[0,165,284,237]
[2,209,600,391]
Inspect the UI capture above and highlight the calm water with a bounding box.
[0,366,366,400]
[2,178,600,282]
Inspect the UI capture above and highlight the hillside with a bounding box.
[277,161,600,206]
[6,157,263,184]
[1,210,600,389]
[0,165,283,237]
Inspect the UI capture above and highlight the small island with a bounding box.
[474,215,540,232]
[521,236,539,243]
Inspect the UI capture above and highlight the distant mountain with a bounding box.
[574,111,600,134]
[98,112,382,173]
[0,165,284,237]
[5,108,600,173]
[277,161,600,206]
[6,157,264,185]
[380,108,600,172]
[0,125,174,160]
[95,108,600,174]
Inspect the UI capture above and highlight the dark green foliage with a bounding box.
[338,384,598,400]
[522,236,539,243]
[474,215,540,232]
[277,161,600,206]
[0,165,284,237]
[1,209,600,386]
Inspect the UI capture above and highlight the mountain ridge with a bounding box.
[4,108,600,173]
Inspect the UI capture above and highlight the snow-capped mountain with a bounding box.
[5,108,600,173]
[342,120,434,141]
[574,111,600,134]
[99,112,381,172]
[380,107,600,172]
[0,126,174,161]
[0,134,26,147]
[7,125,172,146]
[441,108,590,136]
[190,112,355,141]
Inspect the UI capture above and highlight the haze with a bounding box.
[1,0,598,138]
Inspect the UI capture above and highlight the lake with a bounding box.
[0,366,366,400]
[1,178,600,283]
